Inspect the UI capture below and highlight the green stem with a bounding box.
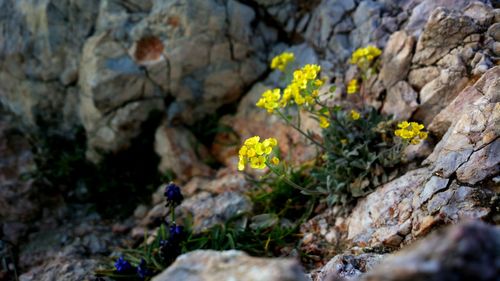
[276,110,327,150]
[170,205,175,224]
[266,164,310,193]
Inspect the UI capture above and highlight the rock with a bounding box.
[19,257,98,281]
[488,23,500,41]
[352,1,383,27]
[380,31,415,89]
[413,52,469,125]
[345,168,493,249]
[412,8,480,66]
[405,0,481,36]
[304,0,355,48]
[424,80,499,180]
[0,0,99,135]
[178,191,252,233]
[381,81,419,120]
[313,253,384,281]
[407,66,440,90]
[152,250,309,281]
[428,66,500,136]
[360,221,500,281]
[463,1,494,26]
[455,138,499,184]
[154,120,213,181]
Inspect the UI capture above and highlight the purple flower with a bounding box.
[136,259,151,279]
[164,183,184,207]
[169,224,184,239]
[114,256,132,273]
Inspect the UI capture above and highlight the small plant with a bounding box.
[242,48,428,207]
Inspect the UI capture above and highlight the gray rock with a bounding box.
[405,0,481,36]
[360,221,500,281]
[353,1,383,27]
[19,257,99,281]
[428,66,500,136]
[424,68,499,179]
[345,168,493,249]
[488,23,500,41]
[313,253,384,281]
[412,8,480,66]
[152,250,309,281]
[178,191,253,233]
[0,0,100,135]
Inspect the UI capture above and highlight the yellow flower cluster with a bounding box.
[256,88,281,113]
[238,136,279,171]
[281,64,322,107]
[350,110,361,120]
[394,121,428,144]
[350,45,382,66]
[347,79,358,94]
[319,116,330,128]
[270,52,295,72]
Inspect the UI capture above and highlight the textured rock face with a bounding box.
[312,253,384,281]
[19,257,98,281]
[79,0,277,160]
[360,221,500,281]
[152,250,309,281]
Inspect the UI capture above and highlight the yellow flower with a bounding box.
[319,116,330,128]
[350,110,361,120]
[340,139,348,145]
[347,79,358,94]
[270,157,280,165]
[350,45,382,66]
[270,52,295,72]
[238,136,279,171]
[256,88,281,113]
[394,121,428,145]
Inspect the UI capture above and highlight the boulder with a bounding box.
[152,250,309,281]
[360,221,500,281]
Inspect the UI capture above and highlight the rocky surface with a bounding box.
[1,0,499,280]
[152,250,309,281]
[360,221,500,281]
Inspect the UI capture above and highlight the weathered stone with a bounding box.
[313,253,384,281]
[345,168,493,249]
[380,31,415,89]
[178,191,252,233]
[0,0,99,135]
[381,81,419,120]
[413,53,469,125]
[19,257,99,281]
[305,0,355,48]
[424,92,499,179]
[407,66,440,90]
[463,1,494,26]
[412,8,480,66]
[360,221,500,281]
[152,250,309,281]
[488,23,500,41]
[154,120,213,181]
[428,66,500,136]
[405,0,481,36]
[456,138,500,185]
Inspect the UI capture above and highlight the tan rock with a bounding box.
[152,250,308,281]
[381,81,418,120]
[380,31,415,89]
[154,120,213,181]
